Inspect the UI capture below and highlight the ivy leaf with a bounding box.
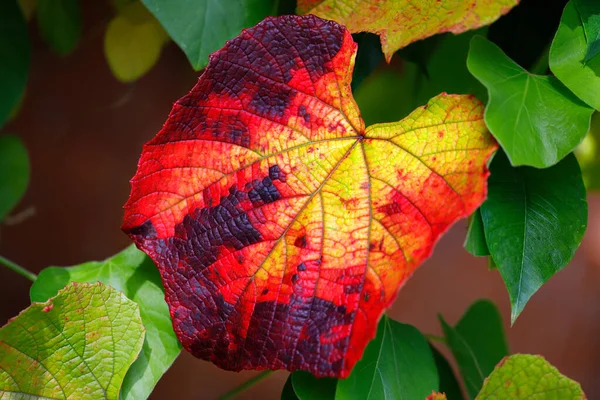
[574,0,600,64]
[0,0,30,129]
[464,209,490,257]
[481,151,587,322]
[0,135,30,221]
[297,0,518,62]
[468,35,594,168]
[476,355,586,399]
[336,316,438,399]
[141,0,277,70]
[439,300,508,399]
[122,15,497,378]
[0,282,145,399]
[104,1,169,83]
[292,371,336,400]
[30,245,181,400]
[550,1,600,111]
[37,0,82,56]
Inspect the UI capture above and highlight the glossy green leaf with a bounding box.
[550,1,600,111]
[576,112,600,190]
[468,35,593,168]
[0,282,145,399]
[574,0,600,63]
[30,245,181,400]
[336,316,438,400]
[37,0,82,55]
[464,209,490,257]
[481,151,587,323]
[440,300,508,399]
[0,0,30,128]
[430,346,464,400]
[282,375,300,400]
[292,371,336,400]
[141,0,277,70]
[476,355,586,399]
[0,135,29,221]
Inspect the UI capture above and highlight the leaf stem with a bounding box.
[425,334,447,344]
[0,255,37,282]
[218,371,273,400]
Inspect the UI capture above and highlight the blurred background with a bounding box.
[1,1,599,399]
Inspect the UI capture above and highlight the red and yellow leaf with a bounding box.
[298,0,519,61]
[122,15,497,378]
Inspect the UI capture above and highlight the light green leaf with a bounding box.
[0,282,145,399]
[141,0,277,70]
[476,354,586,399]
[104,1,169,83]
[480,151,587,323]
[464,209,490,257]
[37,0,81,56]
[574,0,600,63]
[576,111,600,190]
[30,245,181,400]
[336,316,438,400]
[0,0,30,128]
[292,371,336,400]
[0,135,30,221]
[468,35,594,168]
[440,300,508,399]
[550,1,600,110]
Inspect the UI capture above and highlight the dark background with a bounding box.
[1,2,598,399]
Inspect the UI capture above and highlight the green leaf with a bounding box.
[430,346,464,400]
[292,371,336,400]
[104,1,169,82]
[281,375,300,400]
[550,1,600,111]
[480,151,587,322]
[468,35,594,168]
[0,282,145,399]
[37,0,82,56]
[476,354,586,399]
[0,0,30,128]
[576,111,600,190]
[440,300,508,399]
[30,245,182,400]
[141,0,277,70]
[464,209,490,257]
[0,135,30,221]
[336,316,438,400]
[574,0,600,63]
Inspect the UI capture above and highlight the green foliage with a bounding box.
[430,346,464,400]
[0,0,29,128]
[336,316,438,400]
[0,282,145,399]
[140,0,277,70]
[574,0,600,64]
[468,35,594,168]
[464,209,490,257]
[37,0,82,56]
[476,355,586,399]
[440,300,508,399]
[0,135,29,221]
[292,372,336,400]
[481,151,587,322]
[550,0,600,111]
[30,245,181,400]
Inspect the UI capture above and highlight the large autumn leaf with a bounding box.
[122,15,497,378]
[297,0,519,62]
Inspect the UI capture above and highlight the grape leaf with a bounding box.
[468,35,594,168]
[37,0,81,56]
[30,245,181,400]
[104,1,169,83]
[297,0,518,62]
[0,135,30,221]
[122,15,497,378]
[550,0,600,111]
[141,0,277,70]
[481,151,587,322]
[0,282,145,399]
[476,355,586,399]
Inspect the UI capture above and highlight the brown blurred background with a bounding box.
[1,3,599,399]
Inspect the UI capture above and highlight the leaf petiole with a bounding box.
[218,371,273,400]
[0,255,37,282]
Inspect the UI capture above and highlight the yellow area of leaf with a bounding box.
[298,0,519,61]
[104,1,169,83]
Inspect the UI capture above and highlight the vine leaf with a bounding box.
[122,15,497,378]
[476,355,586,399]
[297,0,518,62]
[0,282,145,399]
[30,245,181,400]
